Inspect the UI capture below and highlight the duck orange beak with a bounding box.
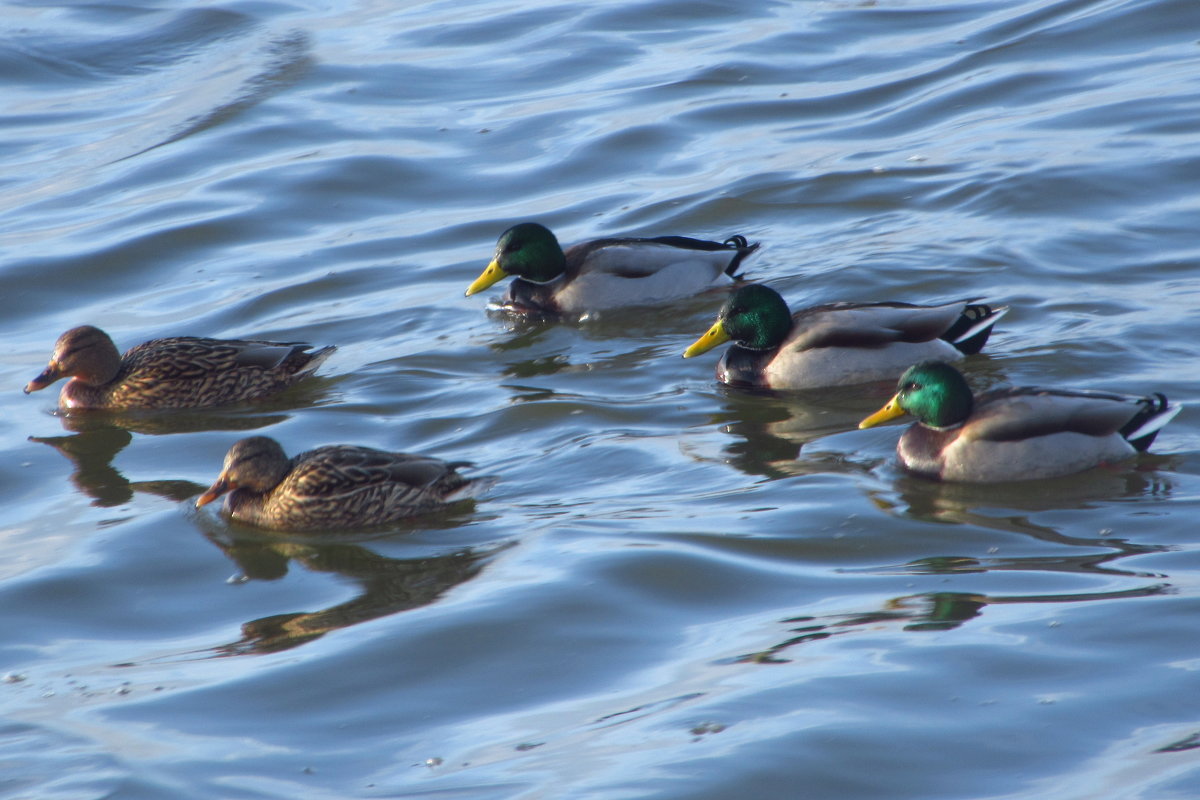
[858,393,908,429]
[24,362,63,394]
[196,475,235,508]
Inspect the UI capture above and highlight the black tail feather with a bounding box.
[722,235,761,276]
[941,304,1007,355]
[1122,393,1179,452]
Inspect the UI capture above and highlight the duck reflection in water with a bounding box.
[29,410,292,507]
[198,525,507,656]
[703,383,893,480]
[730,580,1170,666]
[865,466,1177,544]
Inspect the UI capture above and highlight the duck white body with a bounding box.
[763,338,963,389]
[549,242,747,313]
[861,362,1181,483]
[468,222,759,315]
[707,297,1005,390]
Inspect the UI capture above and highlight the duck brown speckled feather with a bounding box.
[25,326,335,410]
[197,437,476,531]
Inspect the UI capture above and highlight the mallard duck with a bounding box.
[464,221,759,314]
[858,361,1180,482]
[25,326,335,410]
[196,436,478,531]
[682,283,1006,389]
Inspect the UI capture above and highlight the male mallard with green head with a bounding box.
[25,325,335,410]
[196,436,478,531]
[858,361,1180,482]
[465,221,759,314]
[683,284,1006,389]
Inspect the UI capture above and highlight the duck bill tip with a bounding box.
[24,367,59,394]
[465,260,508,297]
[858,395,906,429]
[682,321,729,358]
[195,479,231,508]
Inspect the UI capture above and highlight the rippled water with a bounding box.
[4,0,1200,797]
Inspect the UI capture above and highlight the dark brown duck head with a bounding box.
[25,325,123,393]
[197,436,292,508]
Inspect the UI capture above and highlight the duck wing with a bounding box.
[284,446,466,501]
[124,337,326,378]
[963,387,1169,443]
[785,300,977,350]
[564,235,758,280]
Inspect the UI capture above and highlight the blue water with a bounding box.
[3,0,1200,797]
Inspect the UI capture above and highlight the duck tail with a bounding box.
[1122,393,1181,452]
[297,345,337,375]
[722,235,761,276]
[443,467,497,501]
[942,304,1009,355]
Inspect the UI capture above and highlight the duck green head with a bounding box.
[859,361,974,430]
[683,283,792,358]
[465,222,567,296]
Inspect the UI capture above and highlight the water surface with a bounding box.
[3,0,1200,797]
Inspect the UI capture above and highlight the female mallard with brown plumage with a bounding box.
[465,221,759,314]
[858,361,1180,482]
[683,284,1006,389]
[25,325,335,410]
[196,436,478,531]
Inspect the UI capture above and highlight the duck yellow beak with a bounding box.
[683,319,731,358]
[465,259,509,297]
[24,362,62,394]
[859,393,908,429]
[196,475,234,508]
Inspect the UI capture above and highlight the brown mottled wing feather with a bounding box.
[105,337,332,408]
[963,387,1147,442]
[274,446,468,526]
[123,338,313,376]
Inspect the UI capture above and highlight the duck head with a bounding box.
[25,326,123,393]
[860,361,974,429]
[465,222,567,295]
[683,283,792,357]
[197,436,292,507]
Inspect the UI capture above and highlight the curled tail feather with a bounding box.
[941,304,1008,356]
[722,235,761,276]
[1122,393,1180,452]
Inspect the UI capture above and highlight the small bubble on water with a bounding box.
[4,672,27,683]
[424,757,443,768]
